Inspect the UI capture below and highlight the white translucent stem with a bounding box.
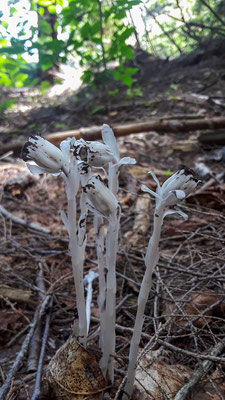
[85,271,98,334]
[122,202,164,399]
[78,169,90,247]
[99,161,120,381]
[100,214,119,382]
[94,215,106,351]
[66,161,87,347]
[108,163,119,195]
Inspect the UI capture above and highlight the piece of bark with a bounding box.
[0,284,35,304]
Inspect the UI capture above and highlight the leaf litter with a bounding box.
[0,53,225,399]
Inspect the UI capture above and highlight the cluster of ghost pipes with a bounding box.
[22,124,200,399]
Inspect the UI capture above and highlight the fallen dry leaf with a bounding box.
[164,215,208,236]
[163,291,225,329]
[45,334,107,399]
[124,195,151,246]
[133,354,191,400]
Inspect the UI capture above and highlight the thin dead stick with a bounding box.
[174,339,225,400]
[91,316,151,340]
[31,302,52,400]
[27,264,46,372]
[0,296,51,400]
[157,339,225,364]
[0,205,50,234]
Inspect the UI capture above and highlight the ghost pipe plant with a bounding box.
[72,125,136,381]
[100,125,136,381]
[122,166,201,399]
[84,174,120,382]
[22,135,88,347]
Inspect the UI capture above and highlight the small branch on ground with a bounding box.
[174,339,225,400]
[0,295,51,400]
[31,301,52,400]
[0,204,51,234]
[27,263,46,372]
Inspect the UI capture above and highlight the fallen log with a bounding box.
[46,116,225,146]
[199,131,225,145]
[1,116,225,154]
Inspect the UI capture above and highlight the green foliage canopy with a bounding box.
[0,0,224,92]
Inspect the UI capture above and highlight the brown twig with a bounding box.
[0,205,51,234]
[27,263,46,372]
[157,339,225,364]
[0,295,51,399]
[174,339,225,400]
[31,300,53,400]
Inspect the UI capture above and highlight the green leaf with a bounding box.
[37,0,54,6]
[38,7,45,16]
[10,7,17,16]
[108,88,119,95]
[119,27,134,43]
[82,69,93,84]
[39,55,54,71]
[38,19,52,35]
[90,21,100,35]
[121,45,133,60]
[90,106,101,115]
[48,5,56,13]
[0,98,17,114]
[121,75,133,86]
[80,22,91,40]
[40,80,51,94]
[0,39,8,47]
[1,21,8,29]
[124,67,138,75]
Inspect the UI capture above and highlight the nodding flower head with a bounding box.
[160,165,200,198]
[142,165,201,208]
[22,135,70,176]
[72,139,116,167]
[84,175,119,219]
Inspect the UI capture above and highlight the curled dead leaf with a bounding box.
[45,334,107,400]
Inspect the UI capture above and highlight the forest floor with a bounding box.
[0,46,225,399]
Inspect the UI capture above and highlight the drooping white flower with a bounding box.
[22,135,70,176]
[84,175,119,219]
[72,138,116,167]
[101,124,136,168]
[142,165,201,209]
